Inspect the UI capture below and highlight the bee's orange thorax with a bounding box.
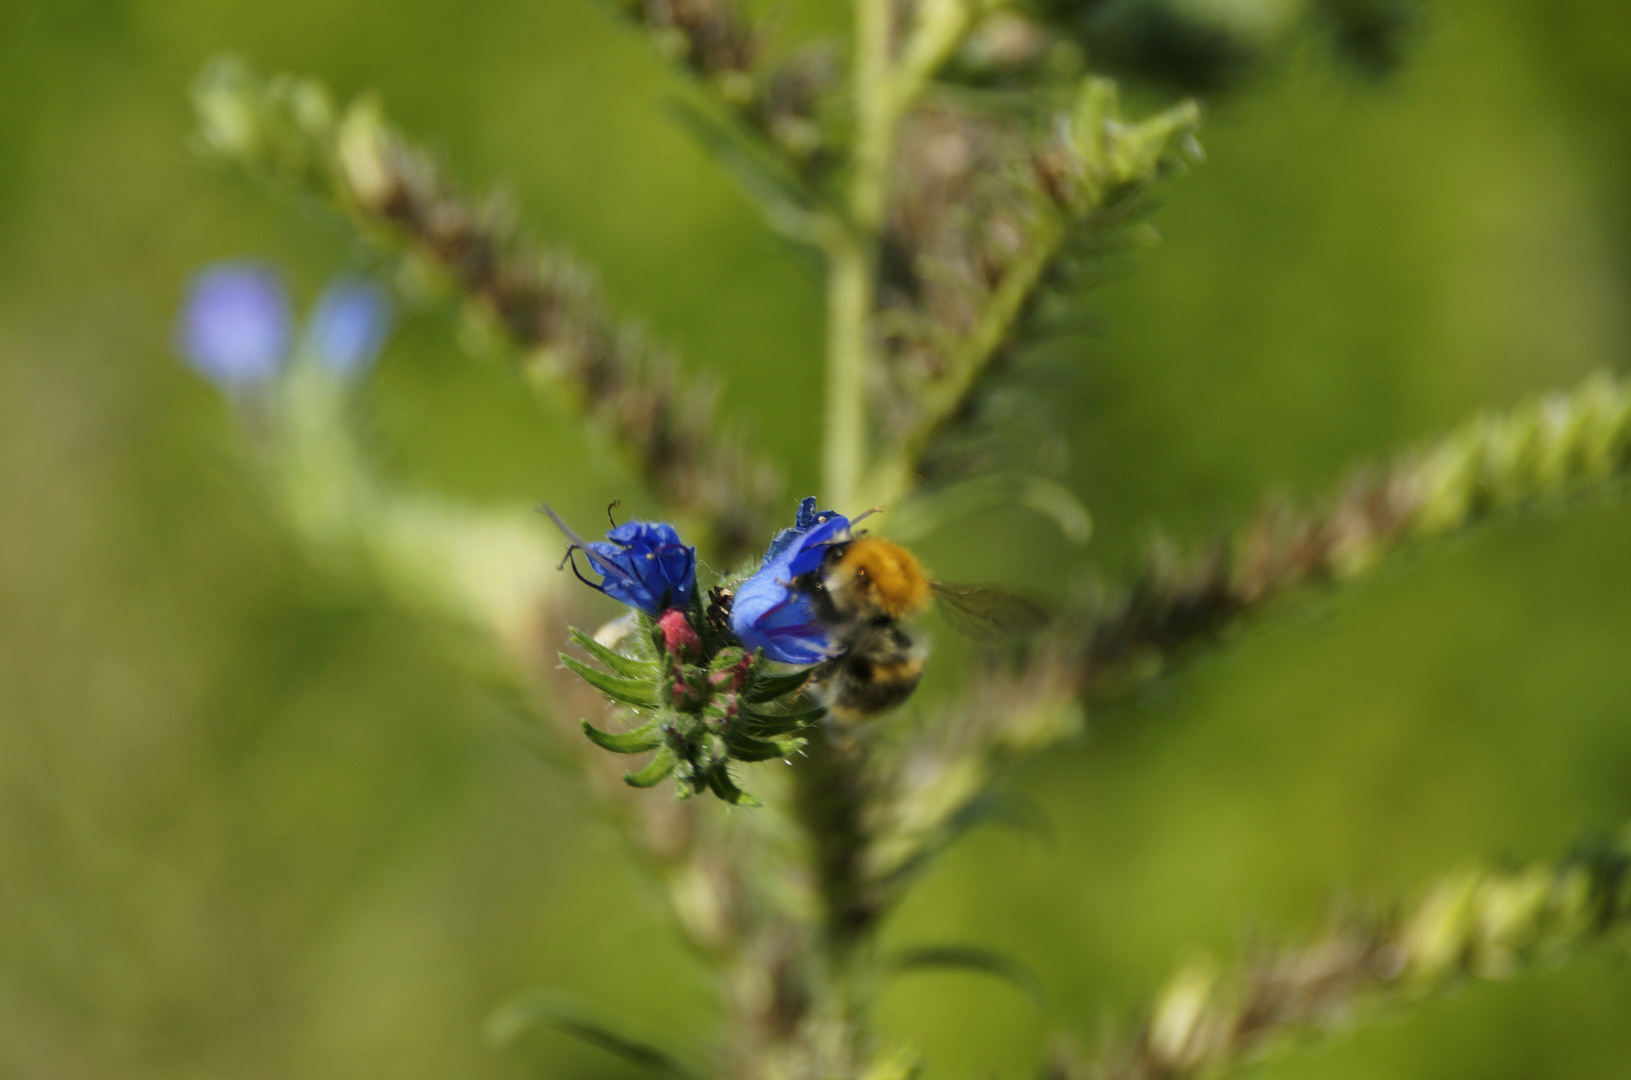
[836,538,931,618]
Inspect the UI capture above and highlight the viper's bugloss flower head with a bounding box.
[306,276,394,377]
[178,261,292,387]
[730,496,850,665]
[542,506,697,615]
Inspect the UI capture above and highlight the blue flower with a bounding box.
[306,276,394,377]
[729,497,851,665]
[541,507,696,615]
[178,262,292,388]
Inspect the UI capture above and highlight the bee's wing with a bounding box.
[930,582,1056,641]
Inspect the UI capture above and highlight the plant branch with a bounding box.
[1063,829,1631,1080]
[874,371,1631,894]
[1078,369,1631,698]
[863,81,1201,506]
[868,208,1067,504]
[825,230,873,512]
[826,0,999,509]
[191,58,783,563]
[820,0,890,510]
[602,0,843,189]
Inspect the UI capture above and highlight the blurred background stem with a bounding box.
[824,231,871,511]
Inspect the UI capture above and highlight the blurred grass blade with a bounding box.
[879,790,1055,887]
[484,994,703,1080]
[888,945,1049,1009]
[667,99,828,244]
[886,472,1093,545]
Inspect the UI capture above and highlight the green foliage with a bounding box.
[485,994,705,1079]
[181,13,1631,1079]
[9,2,1631,1080]
[561,610,823,801]
[1073,832,1631,1079]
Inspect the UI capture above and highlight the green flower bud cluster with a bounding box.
[564,600,824,805]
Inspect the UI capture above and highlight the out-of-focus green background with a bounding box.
[5,1,1631,1077]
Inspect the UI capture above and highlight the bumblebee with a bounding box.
[793,532,1052,720]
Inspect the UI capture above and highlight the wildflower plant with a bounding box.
[174,2,1631,1078]
[539,504,825,803]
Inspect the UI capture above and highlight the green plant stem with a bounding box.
[824,0,991,509]
[825,231,872,512]
[790,722,879,1073]
[820,0,893,510]
[850,0,895,233]
[894,0,982,108]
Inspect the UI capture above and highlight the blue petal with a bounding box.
[179,262,292,388]
[585,542,657,612]
[783,514,851,578]
[730,572,831,665]
[729,497,850,663]
[579,521,696,614]
[763,496,819,563]
[307,276,394,377]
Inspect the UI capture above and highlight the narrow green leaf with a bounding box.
[569,625,654,679]
[623,747,677,788]
[666,100,826,244]
[484,994,703,1080]
[739,718,818,739]
[746,668,817,703]
[560,654,659,709]
[581,717,664,754]
[705,765,762,807]
[727,731,804,762]
[879,791,1054,887]
[740,704,827,733]
[888,945,1049,1009]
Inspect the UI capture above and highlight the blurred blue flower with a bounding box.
[542,507,697,615]
[178,262,292,387]
[730,497,850,665]
[306,276,394,376]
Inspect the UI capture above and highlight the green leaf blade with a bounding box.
[560,653,660,709]
[581,717,664,754]
[624,747,678,788]
[569,625,655,679]
[484,994,703,1080]
[746,667,817,703]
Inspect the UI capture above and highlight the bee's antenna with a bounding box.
[537,503,591,548]
[537,503,637,590]
[606,499,622,529]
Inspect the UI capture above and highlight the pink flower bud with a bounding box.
[658,608,703,661]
